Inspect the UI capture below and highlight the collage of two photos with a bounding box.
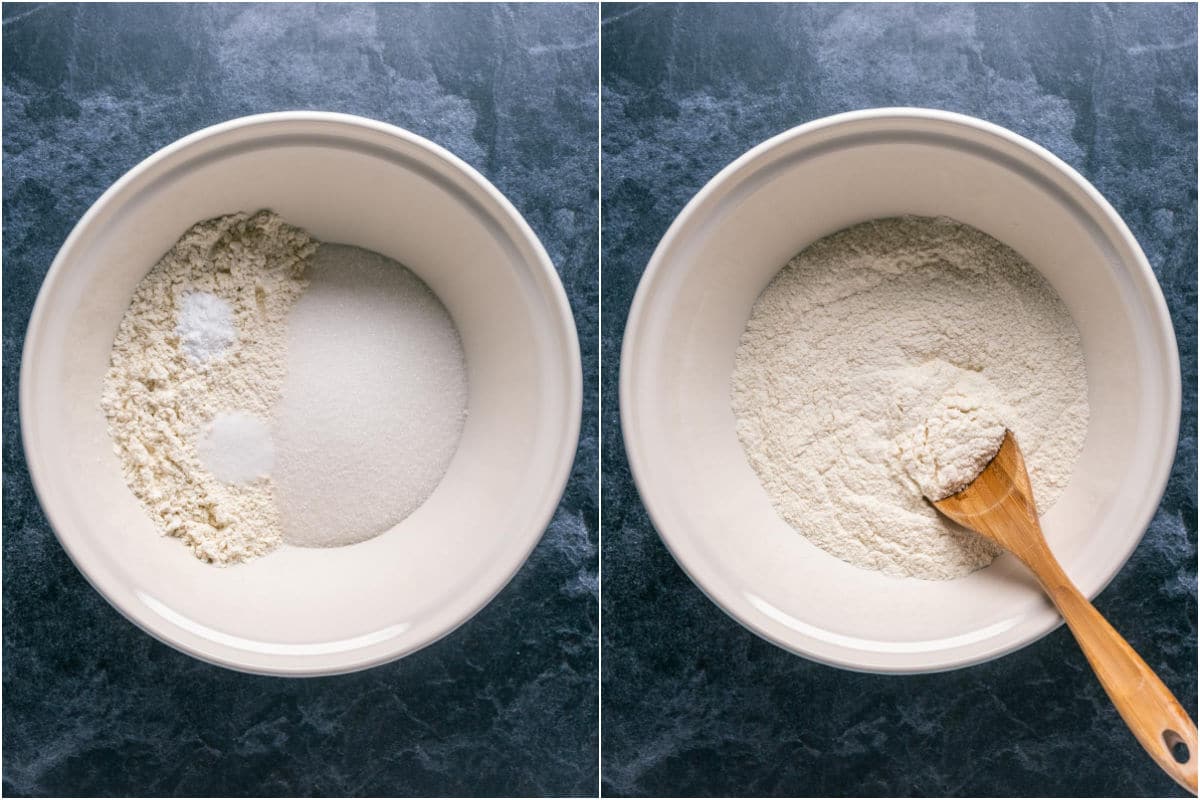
[3,2,1196,797]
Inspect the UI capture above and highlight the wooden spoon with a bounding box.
[934,430,1198,794]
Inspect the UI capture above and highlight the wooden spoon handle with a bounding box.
[1033,556,1197,794]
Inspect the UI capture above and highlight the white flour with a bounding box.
[102,211,316,565]
[731,216,1089,580]
[896,386,1007,501]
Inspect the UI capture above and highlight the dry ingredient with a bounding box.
[896,387,1007,501]
[102,211,315,564]
[104,211,469,565]
[272,244,468,548]
[176,291,235,364]
[197,411,276,485]
[731,216,1089,581]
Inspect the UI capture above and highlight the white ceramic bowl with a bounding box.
[21,112,582,675]
[621,108,1180,674]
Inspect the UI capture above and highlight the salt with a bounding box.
[177,291,235,363]
[272,244,468,548]
[197,411,275,484]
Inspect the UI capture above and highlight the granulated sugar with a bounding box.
[272,244,468,548]
[731,216,1089,581]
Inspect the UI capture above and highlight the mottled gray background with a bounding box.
[601,3,1197,797]
[3,4,597,796]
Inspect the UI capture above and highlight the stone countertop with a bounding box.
[2,4,597,796]
[601,3,1196,797]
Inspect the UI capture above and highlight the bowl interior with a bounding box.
[622,111,1178,673]
[22,115,580,674]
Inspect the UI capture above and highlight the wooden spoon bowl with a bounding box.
[935,431,1197,794]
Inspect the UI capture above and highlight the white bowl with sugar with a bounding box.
[621,108,1180,673]
[21,112,581,675]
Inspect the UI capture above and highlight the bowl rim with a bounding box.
[619,106,1182,675]
[20,110,583,676]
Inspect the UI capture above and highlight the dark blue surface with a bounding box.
[601,4,1197,797]
[3,4,597,796]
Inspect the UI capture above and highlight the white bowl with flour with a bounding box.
[621,108,1180,673]
[21,112,581,675]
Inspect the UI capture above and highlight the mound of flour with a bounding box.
[731,216,1089,580]
[896,388,1008,501]
[102,211,316,565]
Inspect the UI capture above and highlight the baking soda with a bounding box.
[176,291,235,364]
